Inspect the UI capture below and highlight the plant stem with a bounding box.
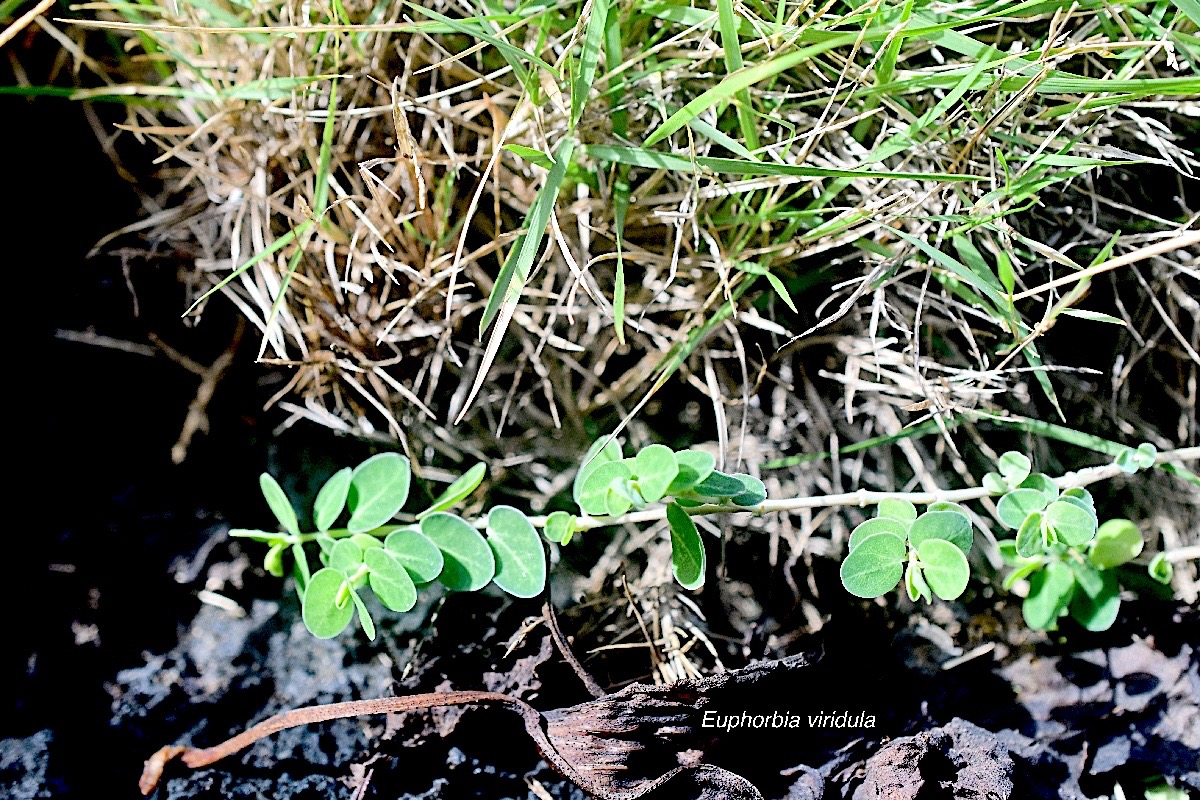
[519,446,1200,533]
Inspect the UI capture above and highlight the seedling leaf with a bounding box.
[486,506,546,598]
[384,528,444,583]
[917,538,970,600]
[849,517,909,551]
[573,438,623,508]
[1069,568,1120,631]
[1015,511,1045,557]
[909,510,973,554]
[1019,473,1059,504]
[1023,561,1075,630]
[314,468,352,532]
[1045,500,1097,546]
[634,444,678,503]
[667,502,705,590]
[666,450,716,494]
[421,512,495,592]
[906,561,932,603]
[259,473,300,536]
[328,539,364,574]
[543,511,576,545]
[998,489,1049,529]
[998,452,1032,487]
[365,548,417,612]
[1089,519,1143,569]
[730,474,767,506]
[692,470,747,498]
[840,532,905,598]
[419,463,486,518]
[578,460,634,516]
[1148,553,1174,584]
[878,498,918,523]
[348,453,411,533]
[302,568,354,639]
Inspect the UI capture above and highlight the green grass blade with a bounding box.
[404,1,557,80]
[183,220,314,317]
[717,0,759,152]
[479,137,576,336]
[571,0,608,130]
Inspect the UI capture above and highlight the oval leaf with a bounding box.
[314,467,353,532]
[878,498,918,523]
[419,463,487,518]
[1089,519,1143,569]
[384,528,444,583]
[666,450,716,494]
[302,568,354,639]
[906,562,932,603]
[633,444,678,503]
[365,548,417,612]
[998,452,1032,487]
[1016,511,1045,558]
[420,512,495,592]
[577,460,633,516]
[1023,561,1075,630]
[840,532,905,598]
[909,510,973,554]
[1019,473,1059,504]
[486,506,546,598]
[997,489,1049,529]
[259,473,300,536]
[573,438,622,508]
[691,470,747,498]
[1045,500,1096,547]
[1068,569,1120,631]
[543,511,576,545]
[849,517,908,551]
[917,538,970,600]
[328,539,364,574]
[666,502,705,590]
[348,453,412,533]
[730,474,767,507]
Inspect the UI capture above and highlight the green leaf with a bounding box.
[1003,559,1043,590]
[570,0,608,129]
[1145,780,1191,800]
[917,539,970,600]
[878,498,918,523]
[503,144,554,170]
[1016,511,1045,558]
[1068,568,1120,632]
[982,472,1008,494]
[543,511,577,545]
[350,533,383,552]
[292,542,310,587]
[259,473,300,536]
[927,501,971,518]
[365,548,417,613]
[909,510,973,554]
[478,137,575,337]
[840,532,906,598]
[384,528,444,583]
[419,463,486,518]
[578,460,634,516]
[486,506,546,598]
[691,470,747,498]
[328,539,364,574]
[1044,500,1097,547]
[1148,553,1174,585]
[421,512,494,592]
[1023,561,1075,630]
[302,568,354,639]
[849,517,909,550]
[349,588,376,640]
[348,453,412,533]
[1019,473,1059,504]
[730,474,767,506]
[998,452,1032,487]
[634,444,679,503]
[313,468,353,532]
[1061,487,1094,511]
[666,502,706,590]
[1089,519,1144,570]
[263,543,285,578]
[666,450,716,494]
[906,561,932,603]
[573,438,623,508]
[997,489,1049,529]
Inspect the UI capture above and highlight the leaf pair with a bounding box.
[840,501,974,602]
[999,482,1098,558]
